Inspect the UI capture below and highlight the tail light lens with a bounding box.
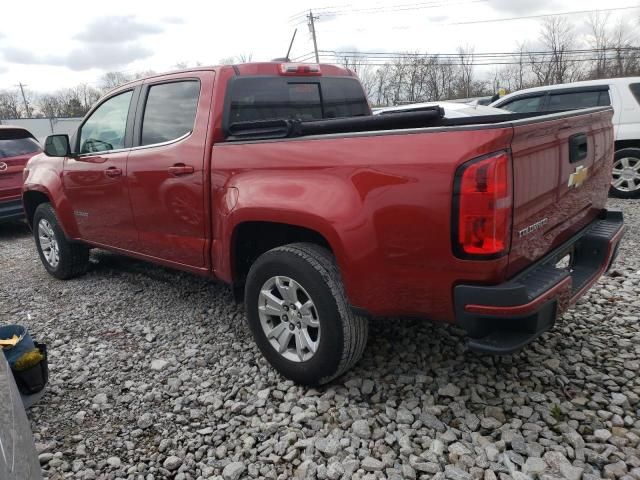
[453,151,513,258]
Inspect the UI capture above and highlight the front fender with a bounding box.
[23,154,79,238]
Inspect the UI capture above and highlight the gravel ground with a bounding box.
[0,199,639,480]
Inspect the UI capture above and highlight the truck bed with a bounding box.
[214,107,614,321]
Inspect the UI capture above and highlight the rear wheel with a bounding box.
[245,243,368,385]
[33,203,90,280]
[610,148,640,198]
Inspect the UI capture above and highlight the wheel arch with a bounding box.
[614,140,640,151]
[229,219,338,287]
[22,189,52,230]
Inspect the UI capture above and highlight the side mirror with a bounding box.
[44,134,71,157]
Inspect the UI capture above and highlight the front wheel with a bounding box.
[244,243,368,385]
[33,203,90,280]
[610,148,640,198]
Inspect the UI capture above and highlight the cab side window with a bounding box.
[140,81,200,146]
[547,90,610,111]
[499,95,543,113]
[79,91,133,154]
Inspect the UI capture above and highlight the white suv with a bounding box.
[491,77,640,198]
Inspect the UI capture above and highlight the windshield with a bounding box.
[226,76,370,125]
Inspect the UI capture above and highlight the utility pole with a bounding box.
[307,10,320,63]
[15,82,31,118]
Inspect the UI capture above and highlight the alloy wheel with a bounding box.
[612,157,640,192]
[257,275,321,362]
[38,219,60,268]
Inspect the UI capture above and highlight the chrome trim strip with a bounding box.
[76,131,192,157]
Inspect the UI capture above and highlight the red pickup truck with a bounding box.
[23,62,624,385]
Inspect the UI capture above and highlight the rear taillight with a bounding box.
[453,151,513,258]
[279,63,321,76]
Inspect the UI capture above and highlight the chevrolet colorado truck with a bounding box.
[23,62,624,385]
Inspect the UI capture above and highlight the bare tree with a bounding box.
[236,53,253,63]
[539,16,581,84]
[0,90,22,119]
[38,94,63,118]
[99,71,132,92]
[586,12,611,79]
[610,18,640,77]
[456,46,474,98]
[336,52,377,100]
[219,53,254,65]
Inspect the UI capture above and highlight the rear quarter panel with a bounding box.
[212,127,513,321]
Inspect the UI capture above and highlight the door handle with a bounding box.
[168,164,195,176]
[569,133,588,163]
[105,167,122,178]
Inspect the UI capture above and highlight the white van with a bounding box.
[491,77,640,198]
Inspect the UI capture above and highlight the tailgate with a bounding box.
[507,108,614,277]
[0,153,31,201]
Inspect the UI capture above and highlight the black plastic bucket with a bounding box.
[13,342,48,395]
[0,325,35,368]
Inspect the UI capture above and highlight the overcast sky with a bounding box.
[0,0,638,92]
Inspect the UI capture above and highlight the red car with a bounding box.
[0,127,41,223]
[23,62,624,385]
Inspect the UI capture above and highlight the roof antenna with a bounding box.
[272,28,297,62]
[285,28,298,62]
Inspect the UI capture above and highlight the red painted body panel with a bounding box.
[21,62,617,325]
[211,128,514,321]
[127,71,216,268]
[63,151,137,250]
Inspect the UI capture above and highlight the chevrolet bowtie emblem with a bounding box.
[568,165,589,188]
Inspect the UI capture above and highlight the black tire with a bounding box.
[33,203,90,280]
[610,148,640,199]
[245,243,368,385]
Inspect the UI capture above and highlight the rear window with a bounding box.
[0,131,40,159]
[629,83,640,105]
[141,80,200,146]
[226,76,369,125]
[547,90,610,111]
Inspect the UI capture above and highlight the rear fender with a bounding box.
[213,171,361,288]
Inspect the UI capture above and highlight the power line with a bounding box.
[293,47,640,63]
[450,5,640,25]
[290,47,640,68]
[288,4,348,22]
[290,0,488,22]
[291,4,640,29]
[318,47,640,59]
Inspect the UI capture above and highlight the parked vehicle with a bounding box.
[0,127,41,223]
[490,77,640,198]
[23,62,624,385]
[373,101,508,117]
[0,352,42,480]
